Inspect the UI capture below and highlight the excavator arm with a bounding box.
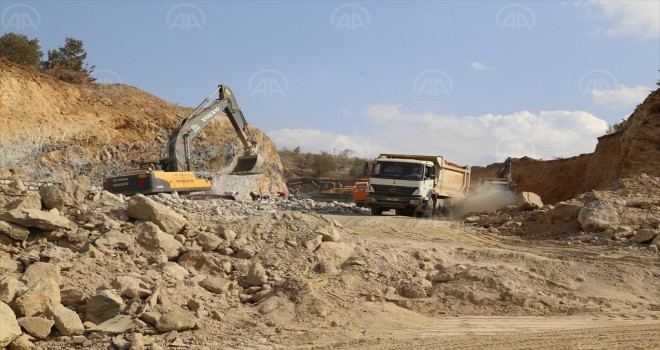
[166,85,263,174]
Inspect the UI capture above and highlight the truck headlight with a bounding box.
[367,197,376,203]
[368,186,374,192]
[410,199,420,205]
[412,189,419,196]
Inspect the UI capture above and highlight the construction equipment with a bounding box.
[103,85,264,195]
[365,154,471,217]
[353,181,368,207]
[479,157,516,192]
[285,178,353,202]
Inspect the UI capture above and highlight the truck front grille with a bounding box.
[371,185,416,197]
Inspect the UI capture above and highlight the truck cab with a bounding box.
[353,181,369,207]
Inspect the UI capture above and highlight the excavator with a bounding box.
[479,157,516,192]
[103,85,264,196]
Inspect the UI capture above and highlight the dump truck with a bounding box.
[103,85,264,196]
[366,154,470,217]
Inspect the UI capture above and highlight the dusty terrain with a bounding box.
[0,173,658,349]
[1,56,659,350]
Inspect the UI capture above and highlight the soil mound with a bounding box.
[0,58,285,196]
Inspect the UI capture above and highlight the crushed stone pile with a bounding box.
[462,174,660,251]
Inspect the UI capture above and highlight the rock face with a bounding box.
[0,208,73,231]
[128,195,188,234]
[586,89,660,191]
[0,301,21,347]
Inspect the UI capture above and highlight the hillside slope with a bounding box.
[472,88,659,204]
[0,58,286,196]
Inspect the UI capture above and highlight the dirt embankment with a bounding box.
[0,58,285,195]
[473,88,660,205]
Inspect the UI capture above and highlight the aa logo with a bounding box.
[331,4,371,31]
[249,70,288,96]
[166,4,206,31]
[93,69,123,85]
[578,70,618,96]
[1,4,40,31]
[414,70,454,96]
[496,4,535,31]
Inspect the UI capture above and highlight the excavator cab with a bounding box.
[230,153,265,175]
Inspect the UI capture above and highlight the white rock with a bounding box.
[0,302,21,347]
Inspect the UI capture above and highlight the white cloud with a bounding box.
[269,106,608,166]
[591,84,651,109]
[585,0,660,39]
[470,61,491,71]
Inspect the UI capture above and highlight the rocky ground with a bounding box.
[0,175,658,350]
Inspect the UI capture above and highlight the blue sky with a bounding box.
[1,0,658,165]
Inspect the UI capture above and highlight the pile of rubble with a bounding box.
[462,174,660,251]
[0,178,376,349]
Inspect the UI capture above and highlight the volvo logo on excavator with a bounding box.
[201,106,221,122]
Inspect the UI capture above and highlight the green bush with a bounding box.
[0,32,42,68]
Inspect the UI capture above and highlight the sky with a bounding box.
[1,0,658,165]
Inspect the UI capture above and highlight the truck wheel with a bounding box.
[395,209,404,216]
[370,206,384,216]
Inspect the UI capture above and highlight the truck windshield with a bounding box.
[371,162,423,180]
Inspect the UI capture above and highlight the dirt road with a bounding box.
[314,214,660,350]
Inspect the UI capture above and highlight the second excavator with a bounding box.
[103,85,265,196]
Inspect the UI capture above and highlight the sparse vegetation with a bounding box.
[278,147,368,180]
[606,118,627,135]
[41,37,95,84]
[0,33,42,69]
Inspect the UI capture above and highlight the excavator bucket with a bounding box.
[230,153,265,175]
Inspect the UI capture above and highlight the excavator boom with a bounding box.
[166,85,264,174]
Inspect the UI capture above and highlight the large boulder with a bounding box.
[17,317,55,339]
[578,200,618,232]
[0,208,74,231]
[45,303,85,335]
[177,250,222,275]
[517,192,543,210]
[85,290,126,324]
[39,185,65,211]
[60,176,92,206]
[0,277,25,304]
[0,220,30,241]
[21,262,61,287]
[0,302,21,347]
[4,192,42,210]
[127,195,187,234]
[136,221,183,259]
[246,261,268,287]
[4,179,25,196]
[12,278,60,317]
[155,309,198,332]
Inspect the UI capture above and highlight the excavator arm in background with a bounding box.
[166,85,264,174]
